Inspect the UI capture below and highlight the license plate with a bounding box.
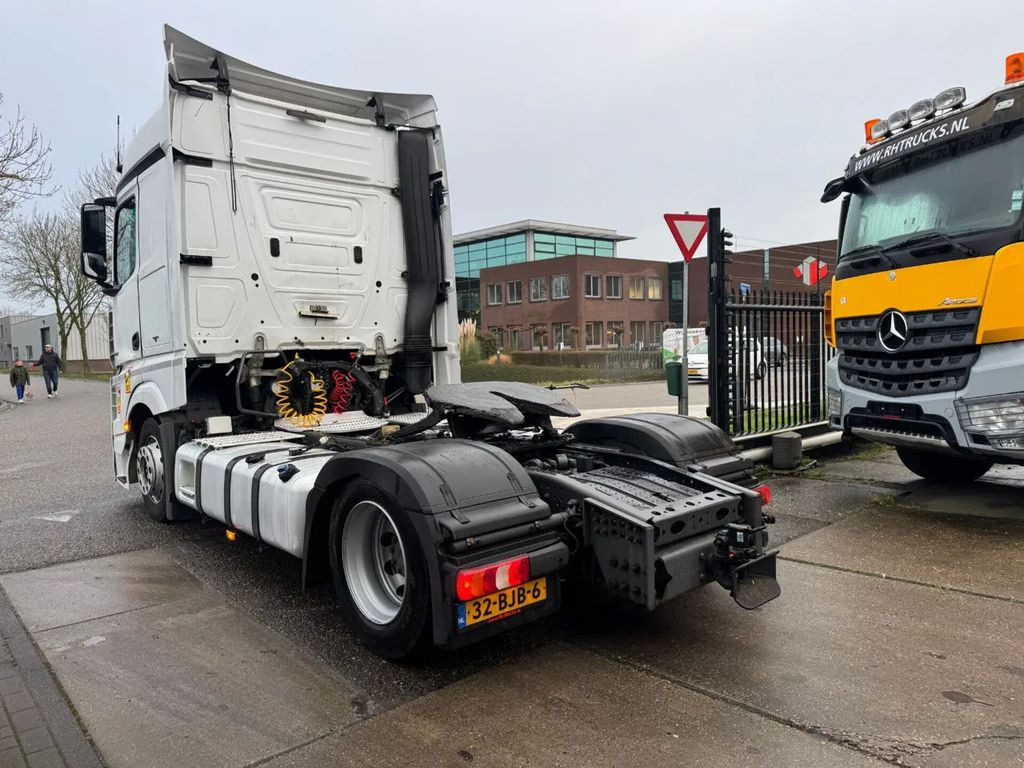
[688,368,699,375]
[457,577,547,629]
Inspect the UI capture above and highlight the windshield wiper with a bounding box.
[840,244,897,269]
[886,231,977,257]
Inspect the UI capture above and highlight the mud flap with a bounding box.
[730,551,780,610]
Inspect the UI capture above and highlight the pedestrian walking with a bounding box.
[35,343,63,398]
[9,359,31,404]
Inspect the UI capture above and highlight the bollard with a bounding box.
[771,431,802,470]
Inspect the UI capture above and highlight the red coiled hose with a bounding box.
[328,369,355,414]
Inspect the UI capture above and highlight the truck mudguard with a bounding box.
[302,439,554,642]
[566,413,754,484]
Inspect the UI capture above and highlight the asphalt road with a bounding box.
[2,378,1022,768]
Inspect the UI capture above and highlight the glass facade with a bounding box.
[455,233,528,320]
[534,232,615,260]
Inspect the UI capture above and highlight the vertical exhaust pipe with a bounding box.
[397,130,443,394]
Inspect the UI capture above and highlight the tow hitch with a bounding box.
[710,523,781,610]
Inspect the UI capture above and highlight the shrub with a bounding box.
[476,331,498,359]
[460,338,481,365]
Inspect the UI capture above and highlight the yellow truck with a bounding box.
[822,52,1024,481]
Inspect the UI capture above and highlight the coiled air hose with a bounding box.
[274,359,327,428]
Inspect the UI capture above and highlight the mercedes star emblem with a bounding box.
[877,310,909,353]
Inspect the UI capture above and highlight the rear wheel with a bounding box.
[756,361,767,380]
[137,418,169,521]
[329,481,431,659]
[896,447,993,483]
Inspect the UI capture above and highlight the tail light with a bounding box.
[754,484,771,507]
[456,556,530,601]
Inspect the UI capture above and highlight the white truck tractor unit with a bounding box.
[79,26,780,658]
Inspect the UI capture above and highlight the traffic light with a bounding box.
[722,229,734,254]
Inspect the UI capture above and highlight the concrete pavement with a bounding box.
[1,377,1023,767]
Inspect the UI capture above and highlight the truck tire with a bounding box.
[137,418,170,521]
[329,481,431,659]
[896,447,993,483]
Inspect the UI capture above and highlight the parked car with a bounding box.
[762,336,789,367]
[686,340,709,381]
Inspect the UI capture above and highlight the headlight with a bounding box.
[955,394,1024,435]
[827,387,842,417]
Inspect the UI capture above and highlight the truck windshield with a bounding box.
[841,129,1024,257]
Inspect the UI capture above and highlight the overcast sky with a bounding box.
[3,0,1024,309]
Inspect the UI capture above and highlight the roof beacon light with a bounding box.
[870,119,890,142]
[887,109,910,132]
[864,118,883,144]
[1008,53,1024,85]
[908,98,936,123]
[934,86,967,112]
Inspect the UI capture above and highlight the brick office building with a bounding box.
[667,239,838,328]
[479,255,669,351]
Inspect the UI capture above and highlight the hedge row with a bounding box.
[461,362,664,387]
[508,350,663,370]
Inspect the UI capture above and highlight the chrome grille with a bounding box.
[836,308,980,396]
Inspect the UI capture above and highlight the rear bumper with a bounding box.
[828,341,1024,460]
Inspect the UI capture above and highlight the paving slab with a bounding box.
[901,481,1024,520]
[781,506,1024,602]
[812,457,922,486]
[1,549,199,632]
[261,642,887,768]
[576,559,1024,766]
[2,551,368,768]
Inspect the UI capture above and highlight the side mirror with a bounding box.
[80,203,109,284]
[820,177,846,203]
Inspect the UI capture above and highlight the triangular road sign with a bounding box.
[663,213,709,262]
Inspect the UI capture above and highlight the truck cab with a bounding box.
[78,27,778,659]
[821,52,1024,482]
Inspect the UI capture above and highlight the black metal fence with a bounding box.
[711,289,834,437]
[705,209,835,438]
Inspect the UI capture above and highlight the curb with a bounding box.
[0,586,104,768]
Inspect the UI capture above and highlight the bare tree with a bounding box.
[0,94,51,234]
[63,153,119,371]
[0,211,77,358]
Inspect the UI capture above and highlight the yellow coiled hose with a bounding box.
[274,359,327,428]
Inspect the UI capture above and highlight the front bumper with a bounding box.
[828,340,1024,460]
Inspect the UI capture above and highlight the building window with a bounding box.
[553,323,573,349]
[532,325,548,350]
[606,275,622,299]
[13,346,19,360]
[647,277,663,301]
[585,321,604,348]
[509,328,525,351]
[26,344,33,360]
[650,322,665,345]
[486,283,502,306]
[607,323,623,348]
[552,274,570,300]
[454,233,527,279]
[489,327,505,348]
[584,274,601,298]
[507,280,523,304]
[629,276,645,300]
[670,279,683,301]
[630,321,646,348]
[529,277,548,302]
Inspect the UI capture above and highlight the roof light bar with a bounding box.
[887,109,910,132]
[870,119,890,142]
[908,98,936,123]
[934,86,966,112]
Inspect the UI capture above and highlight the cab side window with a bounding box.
[114,200,137,286]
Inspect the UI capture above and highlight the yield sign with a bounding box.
[663,213,709,262]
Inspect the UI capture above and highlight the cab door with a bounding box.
[111,190,141,366]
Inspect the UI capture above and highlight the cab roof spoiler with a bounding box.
[163,25,439,129]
